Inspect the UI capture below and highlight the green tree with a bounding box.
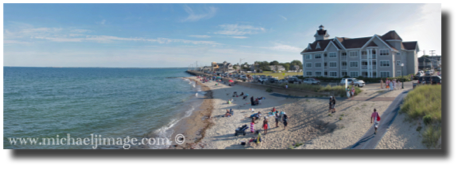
[290,60,303,69]
[269,60,279,65]
[282,63,290,71]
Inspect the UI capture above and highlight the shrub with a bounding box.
[422,125,442,148]
[423,115,432,125]
[266,88,273,92]
[339,116,343,120]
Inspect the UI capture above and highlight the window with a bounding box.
[342,62,347,67]
[342,52,347,56]
[329,72,337,77]
[350,51,358,57]
[329,52,337,58]
[315,72,322,76]
[324,72,328,76]
[350,62,358,67]
[306,72,312,76]
[362,61,368,65]
[396,60,401,66]
[350,72,359,77]
[324,62,327,67]
[315,54,322,59]
[373,72,377,77]
[380,60,390,67]
[304,54,312,60]
[396,71,401,77]
[315,63,322,67]
[362,72,368,77]
[342,72,347,77]
[380,72,390,78]
[380,49,389,56]
[373,61,376,65]
[329,62,337,68]
[305,63,312,68]
[361,51,367,56]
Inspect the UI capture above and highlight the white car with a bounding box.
[302,78,321,85]
[339,78,365,87]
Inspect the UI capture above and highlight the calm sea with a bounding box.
[3,67,202,149]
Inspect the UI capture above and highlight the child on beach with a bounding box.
[275,111,280,128]
[263,117,268,135]
[351,86,355,97]
[282,113,288,130]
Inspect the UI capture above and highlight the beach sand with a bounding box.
[180,75,424,149]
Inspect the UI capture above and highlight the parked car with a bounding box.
[240,75,247,80]
[287,77,302,84]
[268,77,279,83]
[278,79,287,84]
[302,78,321,85]
[339,78,366,87]
[418,76,442,85]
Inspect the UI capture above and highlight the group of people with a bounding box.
[381,78,401,90]
[345,86,356,98]
[250,96,265,106]
[249,107,289,136]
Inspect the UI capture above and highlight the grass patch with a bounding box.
[266,88,273,92]
[400,85,442,148]
[339,116,343,120]
[328,114,332,117]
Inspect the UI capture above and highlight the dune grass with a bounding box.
[399,85,442,148]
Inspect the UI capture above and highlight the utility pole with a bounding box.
[429,50,435,56]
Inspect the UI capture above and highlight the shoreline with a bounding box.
[168,77,214,149]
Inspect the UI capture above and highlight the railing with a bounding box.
[372,54,377,59]
[361,65,368,69]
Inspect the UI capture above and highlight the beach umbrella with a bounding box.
[216,76,221,79]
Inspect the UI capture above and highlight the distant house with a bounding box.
[211,61,234,73]
[290,65,300,71]
[269,65,286,71]
[418,57,433,70]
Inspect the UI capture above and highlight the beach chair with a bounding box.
[235,124,249,136]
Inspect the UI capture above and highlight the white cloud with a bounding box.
[262,43,303,52]
[100,19,106,25]
[279,15,287,21]
[214,24,266,36]
[181,6,217,22]
[232,36,248,39]
[189,35,211,38]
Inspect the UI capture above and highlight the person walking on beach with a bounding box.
[371,108,381,134]
[250,96,255,106]
[282,112,289,130]
[329,97,333,113]
[380,79,383,89]
[275,111,280,128]
[346,86,351,98]
[263,117,268,135]
[331,96,336,113]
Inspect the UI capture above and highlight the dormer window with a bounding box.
[316,43,321,49]
[307,44,312,50]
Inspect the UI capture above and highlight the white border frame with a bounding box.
[379,60,391,67]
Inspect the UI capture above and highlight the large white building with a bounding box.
[301,25,419,78]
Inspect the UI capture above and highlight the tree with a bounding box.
[291,60,303,69]
[282,63,290,71]
[269,60,279,65]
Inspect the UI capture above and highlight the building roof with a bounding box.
[336,37,372,49]
[302,40,336,52]
[380,30,402,40]
[402,42,418,50]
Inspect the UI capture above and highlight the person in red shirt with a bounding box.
[371,108,381,134]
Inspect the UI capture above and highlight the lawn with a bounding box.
[244,71,302,79]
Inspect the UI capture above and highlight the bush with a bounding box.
[422,125,442,148]
[423,115,432,125]
[266,88,273,92]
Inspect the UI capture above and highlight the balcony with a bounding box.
[341,56,347,60]
[361,56,367,60]
[372,54,377,59]
[361,65,368,69]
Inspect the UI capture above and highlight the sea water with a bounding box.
[3,67,203,149]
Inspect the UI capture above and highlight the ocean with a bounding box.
[3,67,203,149]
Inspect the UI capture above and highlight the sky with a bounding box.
[3,3,441,68]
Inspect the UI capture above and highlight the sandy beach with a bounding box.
[178,75,426,149]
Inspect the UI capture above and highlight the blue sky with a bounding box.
[3,3,441,67]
